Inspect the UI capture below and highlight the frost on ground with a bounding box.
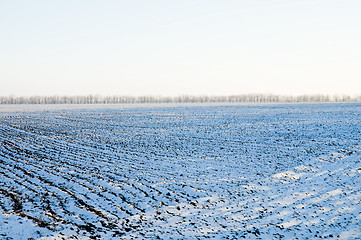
[0,103,360,239]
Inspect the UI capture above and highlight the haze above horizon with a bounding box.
[1,0,360,97]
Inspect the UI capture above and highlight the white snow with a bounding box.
[0,103,360,239]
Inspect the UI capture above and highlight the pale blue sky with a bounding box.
[1,0,360,96]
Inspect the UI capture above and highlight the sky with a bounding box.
[0,0,360,97]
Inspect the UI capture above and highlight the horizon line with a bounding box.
[1,94,360,104]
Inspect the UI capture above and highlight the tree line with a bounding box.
[0,94,360,104]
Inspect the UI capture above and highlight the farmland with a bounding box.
[0,103,360,239]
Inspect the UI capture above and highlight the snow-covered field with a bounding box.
[0,103,360,239]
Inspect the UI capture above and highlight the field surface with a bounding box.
[0,103,360,239]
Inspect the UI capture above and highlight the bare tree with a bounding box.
[0,94,360,104]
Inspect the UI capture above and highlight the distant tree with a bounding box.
[0,94,360,104]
